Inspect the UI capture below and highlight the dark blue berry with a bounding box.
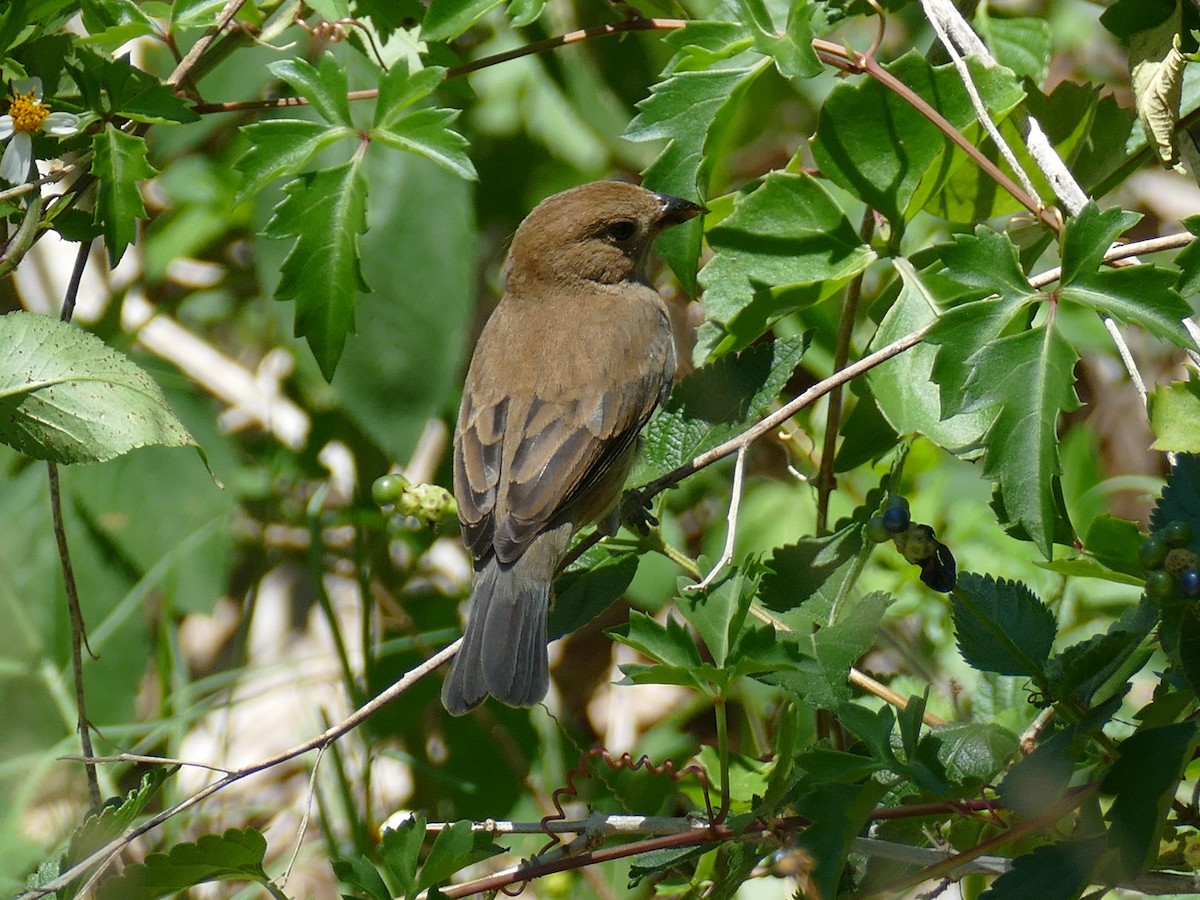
[883,504,911,534]
[1181,568,1200,598]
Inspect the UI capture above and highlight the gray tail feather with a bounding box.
[441,556,551,715]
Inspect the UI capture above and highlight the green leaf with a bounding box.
[951,572,1056,681]
[1083,514,1146,578]
[932,722,1019,790]
[610,611,703,670]
[792,780,889,900]
[507,0,545,27]
[372,64,443,127]
[975,11,1051,82]
[1149,453,1200,538]
[626,60,770,291]
[549,543,640,639]
[0,312,195,464]
[417,820,502,892]
[1102,721,1200,876]
[92,123,157,265]
[94,827,269,900]
[268,52,353,126]
[811,52,1024,230]
[760,520,865,620]
[373,107,476,180]
[676,563,757,668]
[74,49,199,123]
[421,0,503,41]
[866,260,992,454]
[377,816,423,898]
[962,324,1081,557]
[1061,266,1194,348]
[737,0,820,79]
[980,837,1105,900]
[698,172,874,355]
[1059,203,1141,285]
[939,226,1035,304]
[263,162,369,379]
[234,119,355,204]
[1046,613,1155,708]
[1150,378,1200,452]
[999,727,1076,820]
[636,333,809,482]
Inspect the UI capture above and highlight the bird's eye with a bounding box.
[606,221,637,241]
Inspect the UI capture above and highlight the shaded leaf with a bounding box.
[421,0,504,41]
[952,572,1056,680]
[1150,378,1200,452]
[980,837,1105,900]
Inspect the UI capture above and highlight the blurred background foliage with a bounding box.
[1,0,1200,897]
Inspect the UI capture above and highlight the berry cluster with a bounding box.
[1141,520,1200,601]
[867,495,957,592]
[372,473,457,527]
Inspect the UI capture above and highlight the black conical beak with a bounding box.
[654,193,707,226]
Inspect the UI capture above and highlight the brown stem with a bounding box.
[816,208,875,533]
[167,0,248,87]
[811,39,1062,235]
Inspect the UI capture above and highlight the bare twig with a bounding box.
[167,0,249,87]
[685,445,747,592]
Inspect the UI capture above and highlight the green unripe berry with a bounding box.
[867,515,891,543]
[1163,520,1193,548]
[372,473,410,506]
[1146,569,1176,601]
[1140,535,1169,570]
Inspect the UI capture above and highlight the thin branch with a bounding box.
[685,445,747,592]
[190,18,688,115]
[18,641,460,899]
[59,753,232,773]
[922,1,1043,204]
[167,0,248,87]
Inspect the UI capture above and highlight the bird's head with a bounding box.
[504,181,705,292]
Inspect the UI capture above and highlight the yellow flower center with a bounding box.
[9,90,50,134]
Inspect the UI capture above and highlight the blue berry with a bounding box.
[883,504,911,534]
[1181,568,1200,598]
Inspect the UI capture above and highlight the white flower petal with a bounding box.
[0,116,12,140]
[13,77,43,100]
[0,133,31,184]
[43,112,80,136]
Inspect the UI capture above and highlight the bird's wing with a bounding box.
[454,291,674,564]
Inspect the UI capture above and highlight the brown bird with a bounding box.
[441,181,705,715]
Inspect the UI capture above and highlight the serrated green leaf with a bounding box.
[1082,514,1146,578]
[866,261,991,454]
[952,572,1057,680]
[92,123,157,265]
[760,519,864,623]
[1059,203,1142,285]
[677,563,757,668]
[626,61,770,291]
[964,325,1081,557]
[94,827,268,900]
[663,20,754,71]
[1149,453,1200,539]
[421,0,503,41]
[0,311,195,463]
[378,815,424,898]
[610,611,703,670]
[636,333,809,482]
[979,837,1105,900]
[1103,721,1200,876]
[791,780,888,900]
[374,107,476,180]
[1151,378,1200,452]
[234,119,355,204]
[268,52,353,126]
[1046,618,1154,708]
[372,64,443,128]
[699,172,874,355]
[938,226,1034,304]
[264,162,369,379]
[812,52,1025,230]
[417,820,502,892]
[1061,268,1195,349]
[738,0,820,79]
